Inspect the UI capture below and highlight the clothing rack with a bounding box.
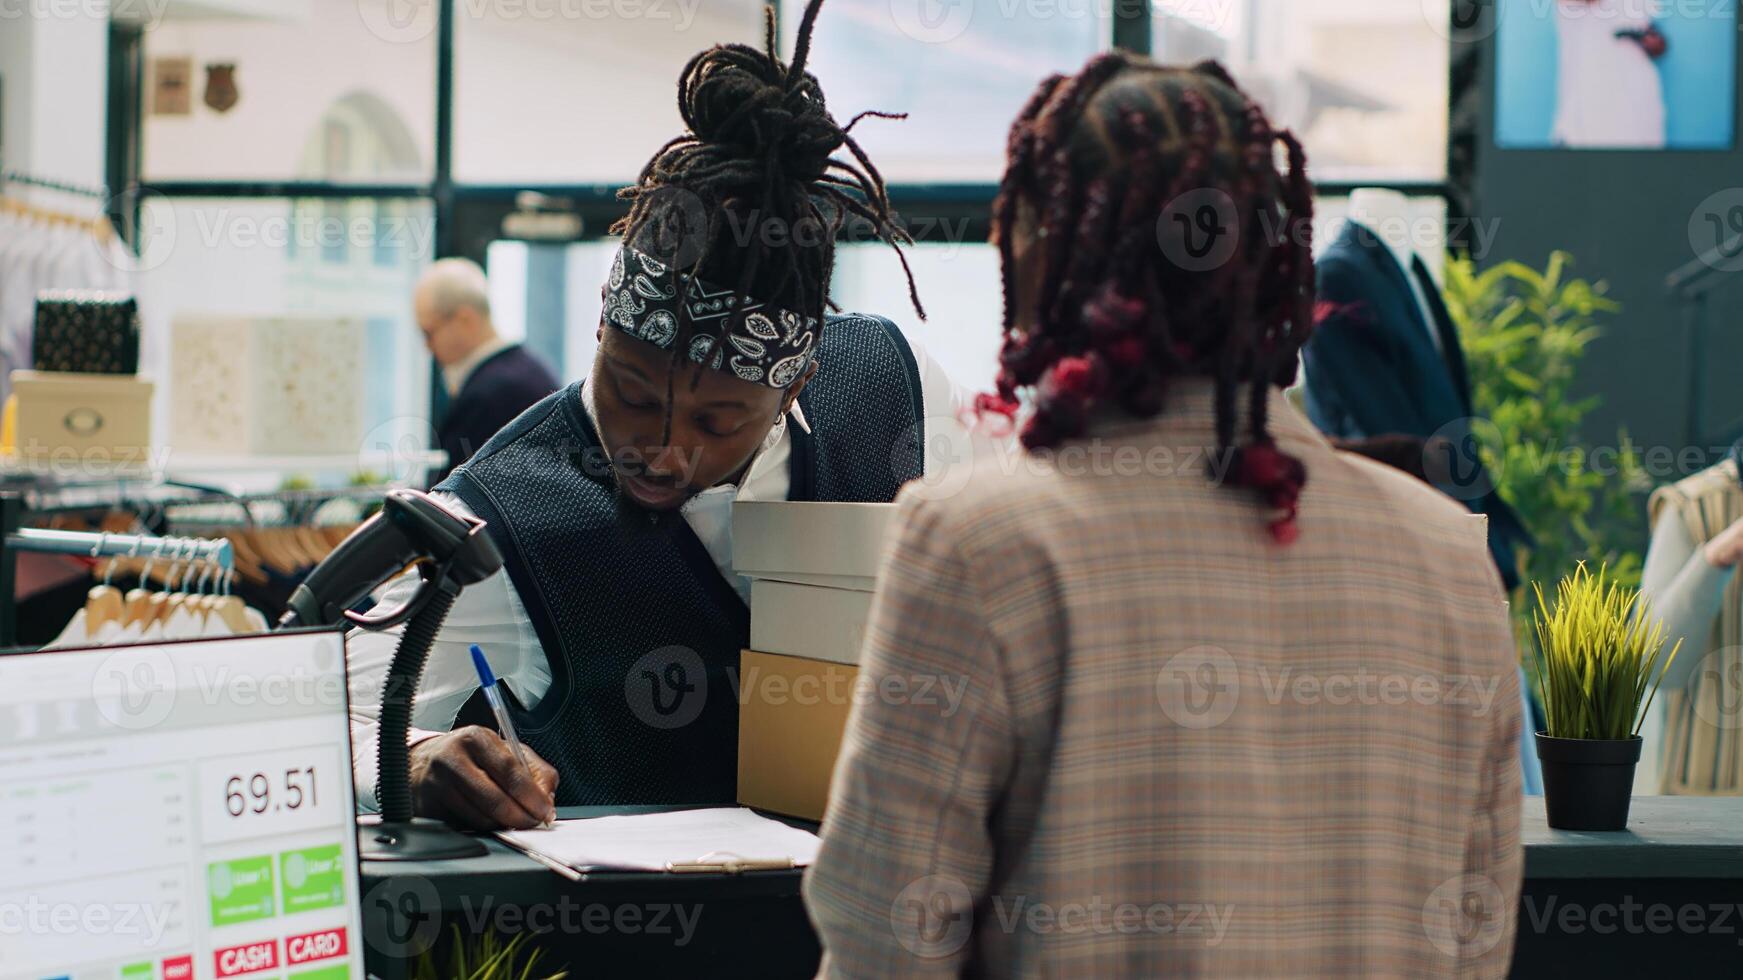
[12,478,396,529]
[0,169,109,200]
[169,484,390,529]
[7,528,233,571]
[11,477,245,521]
[2,475,398,645]
[1,493,236,647]
[0,166,120,247]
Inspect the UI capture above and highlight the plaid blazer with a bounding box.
[805,379,1523,978]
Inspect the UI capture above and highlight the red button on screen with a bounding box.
[285,926,349,965]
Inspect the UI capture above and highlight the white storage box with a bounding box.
[749,578,875,667]
[731,500,897,591]
[169,314,365,456]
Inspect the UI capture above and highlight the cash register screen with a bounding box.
[0,631,366,980]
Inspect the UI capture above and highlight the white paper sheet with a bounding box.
[497,807,822,872]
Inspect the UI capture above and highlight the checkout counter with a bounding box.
[359,805,822,979]
[359,796,1743,978]
[318,495,1740,975]
[1511,796,1743,976]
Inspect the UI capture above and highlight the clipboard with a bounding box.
[494,807,819,878]
[494,829,584,881]
[666,851,797,874]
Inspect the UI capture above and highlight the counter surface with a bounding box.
[1521,796,1743,879]
[361,797,1743,898]
[357,798,1743,978]
[360,805,812,912]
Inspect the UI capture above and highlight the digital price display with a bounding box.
[0,631,365,979]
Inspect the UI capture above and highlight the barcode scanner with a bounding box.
[278,488,501,631]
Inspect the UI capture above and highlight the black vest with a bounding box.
[437,313,925,804]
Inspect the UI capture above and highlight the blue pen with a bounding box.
[470,644,555,828]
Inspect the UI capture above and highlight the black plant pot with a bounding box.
[1535,733,1643,831]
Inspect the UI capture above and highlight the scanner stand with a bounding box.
[275,489,503,862]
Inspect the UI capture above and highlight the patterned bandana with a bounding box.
[603,246,820,389]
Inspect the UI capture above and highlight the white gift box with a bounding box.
[748,578,875,667]
[731,500,897,592]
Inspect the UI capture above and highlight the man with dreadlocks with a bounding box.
[807,54,1523,976]
[345,0,970,831]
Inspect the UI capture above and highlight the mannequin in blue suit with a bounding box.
[1302,197,1542,794]
[1303,217,1532,592]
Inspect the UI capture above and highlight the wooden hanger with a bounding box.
[296,525,334,566]
[181,558,216,628]
[247,528,289,576]
[189,563,249,634]
[212,566,254,634]
[0,188,108,235]
[83,535,124,634]
[148,546,192,625]
[270,527,315,574]
[167,544,223,627]
[122,541,164,627]
[216,530,267,587]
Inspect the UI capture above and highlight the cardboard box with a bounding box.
[737,649,860,821]
[750,579,874,666]
[732,501,897,591]
[170,314,365,456]
[9,371,153,467]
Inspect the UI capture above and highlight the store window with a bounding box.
[140,0,435,183]
[817,196,1452,398]
[452,0,765,183]
[484,241,616,384]
[831,242,1003,392]
[124,0,1457,448]
[784,0,1106,182]
[480,238,1002,392]
[1167,0,1451,183]
[135,197,435,455]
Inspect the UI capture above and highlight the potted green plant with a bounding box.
[1531,563,1680,831]
[412,927,567,980]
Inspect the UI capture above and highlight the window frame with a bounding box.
[107,1,1458,413]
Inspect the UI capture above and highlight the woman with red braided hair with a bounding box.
[808,54,1525,977]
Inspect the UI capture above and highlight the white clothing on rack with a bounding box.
[0,207,136,403]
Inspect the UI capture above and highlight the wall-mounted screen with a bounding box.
[1497,0,1736,151]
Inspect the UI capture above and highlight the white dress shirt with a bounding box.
[349,336,971,808]
[1399,251,1444,357]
